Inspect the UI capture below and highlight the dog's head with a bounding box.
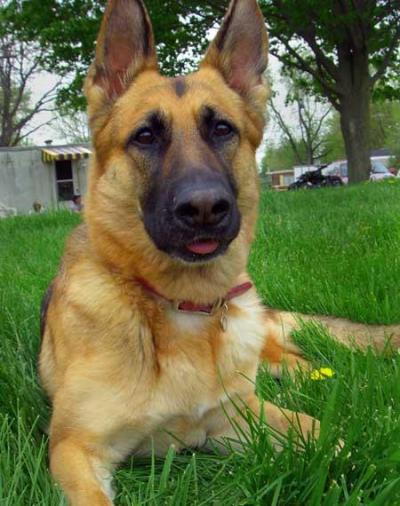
[84,0,269,301]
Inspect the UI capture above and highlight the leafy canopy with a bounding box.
[4,0,217,109]
[5,1,400,111]
[260,0,400,107]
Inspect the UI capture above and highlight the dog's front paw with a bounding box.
[266,352,311,378]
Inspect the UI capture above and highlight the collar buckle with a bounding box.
[211,297,226,315]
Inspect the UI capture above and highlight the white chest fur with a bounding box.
[167,287,266,389]
[225,289,266,363]
[105,289,267,460]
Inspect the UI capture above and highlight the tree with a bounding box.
[267,98,400,171]
[268,75,332,166]
[52,110,90,144]
[4,0,214,110]
[370,100,400,169]
[369,100,400,152]
[0,32,58,146]
[260,0,400,183]
[321,113,346,162]
[6,0,400,181]
[322,100,400,165]
[261,138,307,172]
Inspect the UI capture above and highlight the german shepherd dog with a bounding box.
[39,0,400,504]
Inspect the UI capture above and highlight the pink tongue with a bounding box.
[186,240,219,255]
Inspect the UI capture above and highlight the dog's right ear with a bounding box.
[85,0,158,125]
[200,0,268,127]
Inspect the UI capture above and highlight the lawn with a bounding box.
[1,180,400,505]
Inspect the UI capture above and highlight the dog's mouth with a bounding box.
[172,237,228,263]
[185,239,220,255]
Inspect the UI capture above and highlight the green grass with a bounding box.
[1,180,400,505]
[250,180,400,324]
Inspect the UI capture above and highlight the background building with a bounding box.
[0,143,91,214]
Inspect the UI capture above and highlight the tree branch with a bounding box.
[16,118,55,145]
[370,23,400,87]
[269,97,304,164]
[270,41,341,110]
[271,0,340,83]
[13,81,59,133]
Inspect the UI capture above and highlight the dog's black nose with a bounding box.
[174,187,232,227]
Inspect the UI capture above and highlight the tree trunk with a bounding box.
[338,48,371,183]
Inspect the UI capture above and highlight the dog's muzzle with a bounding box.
[143,173,241,263]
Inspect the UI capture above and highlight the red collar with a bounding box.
[135,277,253,315]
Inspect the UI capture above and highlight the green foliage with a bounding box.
[260,0,400,103]
[4,0,215,110]
[5,0,400,144]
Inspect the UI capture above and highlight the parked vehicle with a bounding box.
[370,160,395,181]
[322,159,394,183]
[288,165,343,190]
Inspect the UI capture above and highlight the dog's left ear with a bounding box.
[201,0,268,105]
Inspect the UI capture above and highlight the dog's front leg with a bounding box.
[50,434,115,506]
[205,394,320,451]
[260,310,310,376]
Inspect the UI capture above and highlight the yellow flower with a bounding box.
[310,367,335,380]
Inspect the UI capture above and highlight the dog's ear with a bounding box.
[201,0,268,101]
[85,0,158,123]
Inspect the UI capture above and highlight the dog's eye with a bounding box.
[134,128,155,146]
[214,121,233,138]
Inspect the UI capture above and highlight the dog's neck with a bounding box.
[135,276,253,315]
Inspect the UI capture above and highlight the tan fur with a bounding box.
[275,311,400,351]
[39,1,399,504]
